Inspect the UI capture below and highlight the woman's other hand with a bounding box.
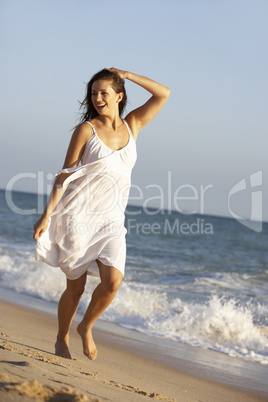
[33,215,49,240]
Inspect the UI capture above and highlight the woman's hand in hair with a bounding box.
[105,67,128,80]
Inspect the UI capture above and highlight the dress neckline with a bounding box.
[87,120,131,152]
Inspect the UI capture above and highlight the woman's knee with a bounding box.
[66,274,87,297]
[99,268,123,293]
[103,276,122,293]
[97,261,123,293]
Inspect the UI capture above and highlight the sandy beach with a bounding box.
[0,299,267,402]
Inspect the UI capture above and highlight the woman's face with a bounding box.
[91,79,122,115]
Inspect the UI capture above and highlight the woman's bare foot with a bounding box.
[77,323,97,360]
[55,339,72,359]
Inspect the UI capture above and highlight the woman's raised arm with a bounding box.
[106,68,171,139]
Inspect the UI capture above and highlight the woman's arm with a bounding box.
[107,68,171,139]
[33,123,92,240]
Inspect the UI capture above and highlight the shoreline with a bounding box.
[1,290,268,401]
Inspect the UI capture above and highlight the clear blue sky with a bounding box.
[1,0,267,221]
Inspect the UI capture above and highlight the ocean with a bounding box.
[0,188,267,367]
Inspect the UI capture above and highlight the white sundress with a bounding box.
[35,119,137,279]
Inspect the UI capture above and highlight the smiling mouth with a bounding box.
[97,104,106,110]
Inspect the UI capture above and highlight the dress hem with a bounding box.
[35,253,124,280]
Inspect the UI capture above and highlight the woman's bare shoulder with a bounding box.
[72,121,94,144]
[62,122,94,169]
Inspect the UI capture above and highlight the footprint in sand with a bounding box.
[0,340,64,366]
[105,380,175,401]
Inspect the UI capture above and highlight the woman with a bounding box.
[33,67,170,360]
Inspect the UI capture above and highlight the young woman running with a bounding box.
[33,67,170,360]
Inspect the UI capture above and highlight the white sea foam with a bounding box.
[0,247,65,302]
[92,283,268,365]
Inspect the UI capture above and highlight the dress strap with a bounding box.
[85,121,96,134]
[123,119,133,138]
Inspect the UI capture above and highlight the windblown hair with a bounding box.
[79,69,127,123]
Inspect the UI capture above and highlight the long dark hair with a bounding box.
[79,69,127,123]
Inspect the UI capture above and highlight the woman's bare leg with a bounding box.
[55,272,87,359]
[77,260,123,360]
